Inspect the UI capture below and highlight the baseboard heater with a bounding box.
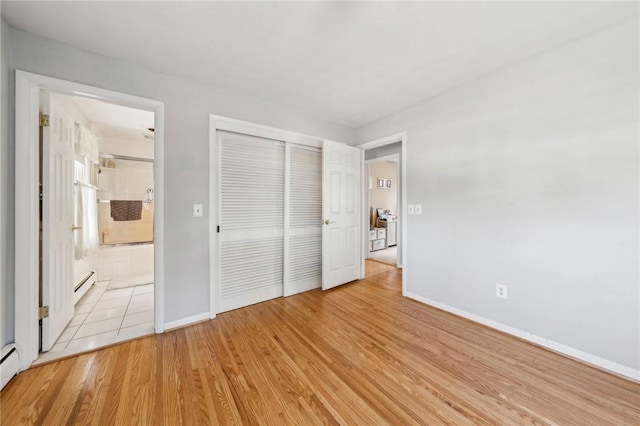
[73,270,97,305]
[1,344,20,391]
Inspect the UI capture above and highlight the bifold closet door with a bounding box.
[219,131,284,313]
[284,145,322,296]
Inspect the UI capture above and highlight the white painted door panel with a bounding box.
[41,93,75,351]
[322,140,361,290]
[219,131,284,312]
[284,145,322,296]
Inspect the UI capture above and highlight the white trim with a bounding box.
[208,116,219,319]
[358,132,406,150]
[164,312,211,331]
[365,154,399,163]
[406,292,640,382]
[210,114,322,148]
[153,104,166,334]
[14,71,165,371]
[357,132,407,296]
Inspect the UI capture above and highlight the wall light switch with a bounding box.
[193,204,203,217]
[415,204,422,215]
[408,204,415,215]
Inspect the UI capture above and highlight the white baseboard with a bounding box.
[163,312,211,331]
[405,292,640,382]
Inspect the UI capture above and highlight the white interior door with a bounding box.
[219,131,285,312]
[41,93,75,351]
[322,140,361,290]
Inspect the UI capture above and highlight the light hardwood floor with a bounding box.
[2,261,639,425]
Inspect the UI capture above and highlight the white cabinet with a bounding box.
[369,227,386,252]
[377,219,397,247]
[372,239,386,251]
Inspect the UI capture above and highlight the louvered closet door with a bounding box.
[219,131,284,312]
[284,145,322,296]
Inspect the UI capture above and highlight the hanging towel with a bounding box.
[110,200,143,221]
[127,200,143,220]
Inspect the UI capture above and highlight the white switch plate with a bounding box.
[496,284,508,299]
[415,204,422,215]
[193,204,203,217]
[408,204,415,215]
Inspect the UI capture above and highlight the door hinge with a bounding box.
[39,113,50,127]
[38,306,49,319]
[217,225,220,233]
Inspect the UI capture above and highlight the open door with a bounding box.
[41,93,75,351]
[322,140,361,290]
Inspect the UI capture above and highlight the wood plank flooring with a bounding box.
[2,261,639,425]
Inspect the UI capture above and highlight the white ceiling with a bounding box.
[69,95,154,139]
[2,2,636,128]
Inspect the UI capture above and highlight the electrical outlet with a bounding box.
[496,284,508,299]
[193,204,203,217]
[415,204,422,215]
[408,204,415,215]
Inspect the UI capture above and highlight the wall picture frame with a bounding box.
[377,177,392,189]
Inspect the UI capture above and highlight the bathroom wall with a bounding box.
[97,134,155,245]
[87,126,156,282]
[94,244,154,282]
[99,159,153,201]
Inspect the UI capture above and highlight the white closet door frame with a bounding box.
[209,115,323,315]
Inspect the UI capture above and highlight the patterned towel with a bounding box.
[110,200,143,221]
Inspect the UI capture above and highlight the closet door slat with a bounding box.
[219,131,284,312]
[285,146,322,295]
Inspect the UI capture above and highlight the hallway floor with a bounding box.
[368,245,397,266]
[35,280,154,365]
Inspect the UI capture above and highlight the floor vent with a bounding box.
[1,344,21,391]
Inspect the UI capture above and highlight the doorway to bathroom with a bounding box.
[14,72,165,370]
[34,92,156,363]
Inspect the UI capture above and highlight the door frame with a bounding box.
[365,153,400,266]
[357,132,407,296]
[14,71,166,371]
[208,114,323,315]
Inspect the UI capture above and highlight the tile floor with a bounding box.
[35,280,154,364]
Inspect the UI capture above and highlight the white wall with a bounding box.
[357,20,640,374]
[0,20,355,338]
[369,161,398,217]
[0,16,7,346]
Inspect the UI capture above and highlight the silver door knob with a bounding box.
[71,225,82,231]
